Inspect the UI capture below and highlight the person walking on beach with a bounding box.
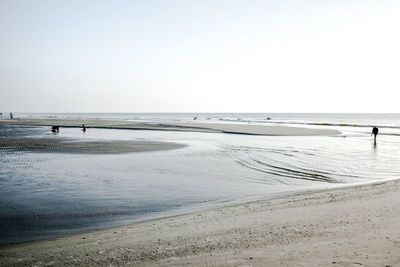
[81,124,86,133]
[371,126,379,143]
[9,112,13,119]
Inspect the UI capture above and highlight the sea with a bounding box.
[1,113,400,245]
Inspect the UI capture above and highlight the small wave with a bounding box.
[227,152,340,184]
[215,117,400,130]
[262,120,400,130]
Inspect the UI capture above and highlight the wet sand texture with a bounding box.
[0,138,184,154]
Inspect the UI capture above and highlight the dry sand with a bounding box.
[1,179,400,266]
[0,118,340,136]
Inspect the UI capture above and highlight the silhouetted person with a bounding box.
[9,112,13,119]
[371,126,379,143]
[81,124,86,132]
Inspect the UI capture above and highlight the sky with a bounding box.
[1,0,400,113]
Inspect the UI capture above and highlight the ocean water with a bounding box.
[13,112,400,128]
[1,113,400,244]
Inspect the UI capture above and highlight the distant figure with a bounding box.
[51,126,59,133]
[371,126,379,143]
[81,124,86,132]
[9,112,13,119]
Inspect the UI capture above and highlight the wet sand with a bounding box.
[0,118,340,136]
[1,179,399,266]
[0,138,184,154]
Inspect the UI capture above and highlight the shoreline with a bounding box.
[1,178,400,266]
[0,118,340,136]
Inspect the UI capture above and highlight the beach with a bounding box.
[2,0,399,264]
[1,117,399,266]
[1,178,399,266]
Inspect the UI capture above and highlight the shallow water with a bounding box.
[1,122,399,244]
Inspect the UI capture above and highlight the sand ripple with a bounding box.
[0,138,184,154]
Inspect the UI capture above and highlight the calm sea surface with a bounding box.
[1,113,400,244]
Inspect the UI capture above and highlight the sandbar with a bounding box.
[0,118,340,136]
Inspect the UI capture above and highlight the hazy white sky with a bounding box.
[1,0,399,112]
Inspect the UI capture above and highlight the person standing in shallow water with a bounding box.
[371,126,379,143]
